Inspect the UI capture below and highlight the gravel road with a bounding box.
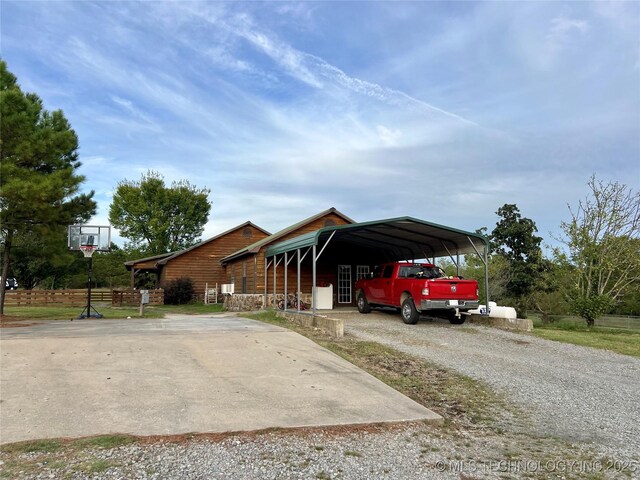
[342,312,640,460]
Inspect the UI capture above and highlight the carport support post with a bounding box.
[264,258,268,308]
[484,246,490,316]
[273,256,277,307]
[284,252,288,311]
[312,244,317,315]
[297,249,301,311]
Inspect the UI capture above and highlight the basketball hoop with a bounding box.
[79,245,97,258]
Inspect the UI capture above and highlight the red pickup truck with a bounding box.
[354,262,479,325]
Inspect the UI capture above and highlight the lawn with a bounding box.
[1,306,148,321]
[531,320,640,358]
[1,303,224,321]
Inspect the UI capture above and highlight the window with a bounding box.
[242,227,253,238]
[356,265,370,280]
[382,265,394,278]
[242,261,247,294]
[323,219,336,227]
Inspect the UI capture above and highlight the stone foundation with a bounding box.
[222,294,343,338]
[223,293,313,312]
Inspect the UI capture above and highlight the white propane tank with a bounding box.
[487,306,517,319]
[468,302,517,319]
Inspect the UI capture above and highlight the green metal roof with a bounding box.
[221,207,355,264]
[264,217,488,260]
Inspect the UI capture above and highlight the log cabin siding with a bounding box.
[158,224,268,297]
[224,212,354,297]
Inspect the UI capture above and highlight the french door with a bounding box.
[337,265,352,304]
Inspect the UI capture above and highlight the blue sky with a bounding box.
[2,1,639,250]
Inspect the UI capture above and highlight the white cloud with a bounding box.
[376,125,402,146]
[546,16,589,51]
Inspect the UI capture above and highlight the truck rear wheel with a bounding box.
[401,298,419,325]
[357,293,371,314]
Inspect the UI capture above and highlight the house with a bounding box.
[220,207,355,296]
[125,207,491,310]
[124,221,270,297]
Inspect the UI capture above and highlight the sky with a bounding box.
[2,1,639,251]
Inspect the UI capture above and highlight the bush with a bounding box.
[571,294,614,327]
[163,277,195,305]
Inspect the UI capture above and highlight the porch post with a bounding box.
[297,249,301,311]
[312,244,317,315]
[284,252,288,312]
[264,257,268,308]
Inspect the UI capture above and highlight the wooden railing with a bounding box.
[4,289,164,307]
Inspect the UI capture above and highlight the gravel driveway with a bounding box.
[341,312,640,460]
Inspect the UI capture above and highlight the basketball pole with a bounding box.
[78,250,103,319]
[87,254,93,316]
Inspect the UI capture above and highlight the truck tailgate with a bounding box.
[427,279,477,299]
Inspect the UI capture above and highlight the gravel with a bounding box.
[341,312,640,460]
[3,424,620,480]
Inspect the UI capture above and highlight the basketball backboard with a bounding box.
[68,225,111,252]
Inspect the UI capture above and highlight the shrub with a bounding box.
[163,277,195,305]
[571,294,614,327]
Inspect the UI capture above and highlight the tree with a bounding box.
[0,60,96,314]
[528,260,572,324]
[109,171,211,255]
[91,244,135,289]
[559,176,640,326]
[489,204,545,317]
[8,228,84,290]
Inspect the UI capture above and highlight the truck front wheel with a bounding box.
[401,298,419,325]
[357,293,371,314]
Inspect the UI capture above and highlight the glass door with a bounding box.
[337,265,352,304]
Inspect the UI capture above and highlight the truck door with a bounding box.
[366,265,385,303]
[380,264,395,305]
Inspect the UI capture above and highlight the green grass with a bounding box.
[2,303,225,321]
[72,434,135,449]
[77,459,119,474]
[150,303,225,314]
[2,305,157,320]
[532,326,640,358]
[0,439,63,454]
[528,312,640,331]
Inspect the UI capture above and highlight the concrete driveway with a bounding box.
[0,314,440,444]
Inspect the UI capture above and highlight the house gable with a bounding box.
[221,207,354,265]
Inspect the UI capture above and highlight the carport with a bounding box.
[263,217,490,314]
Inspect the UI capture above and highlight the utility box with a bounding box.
[140,290,150,305]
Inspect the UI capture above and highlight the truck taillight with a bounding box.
[422,287,429,296]
[476,288,479,297]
